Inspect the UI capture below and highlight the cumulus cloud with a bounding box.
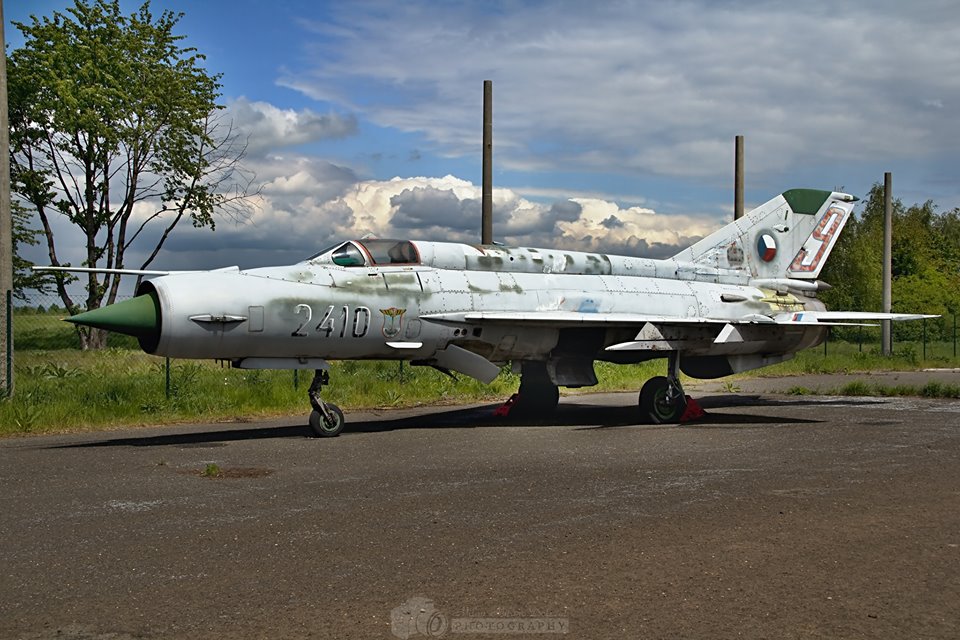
[280,1,960,182]
[99,153,362,272]
[151,174,721,270]
[226,97,357,156]
[390,187,479,232]
[558,198,714,257]
[26,169,721,289]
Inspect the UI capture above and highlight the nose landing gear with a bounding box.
[307,369,345,437]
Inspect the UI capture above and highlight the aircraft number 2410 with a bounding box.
[292,304,372,338]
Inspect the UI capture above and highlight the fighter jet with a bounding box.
[55,188,931,436]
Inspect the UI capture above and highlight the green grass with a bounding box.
[0,350,670,436]
[13,309,139,350]
[748,341,957,376]
[775,380,960,399]
[785,385,819,396]
[0,352,513,436]
[832,380,960,399]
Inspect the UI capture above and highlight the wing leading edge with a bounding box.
[422,310,938,328]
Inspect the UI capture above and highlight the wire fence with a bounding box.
[826,316,960,362]
[5,293,960,400]
[14,294,136,349]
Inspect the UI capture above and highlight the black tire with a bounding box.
[308,404,345,437]
[639,376,687,424]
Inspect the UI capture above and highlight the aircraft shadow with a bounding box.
[51,425,312,449]
[44,392,881,449]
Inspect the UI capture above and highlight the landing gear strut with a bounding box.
[639,351,688,423]
[511,361,560,416]
[307,369,345,437]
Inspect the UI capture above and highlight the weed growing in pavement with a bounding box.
[202,463,222,478]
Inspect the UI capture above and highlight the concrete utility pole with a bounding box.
[0,0,14,396]
[481,80,493,245]
[881,172,893,356]
[734,135,744,220]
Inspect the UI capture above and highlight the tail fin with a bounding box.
[672,189,857,280]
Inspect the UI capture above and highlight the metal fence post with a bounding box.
[922,318,926,361]
[294,368,299,390]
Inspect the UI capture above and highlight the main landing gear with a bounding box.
[639,351,688,423]
[510,362,560,416]
[307,369,345,437]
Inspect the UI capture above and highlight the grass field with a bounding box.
[13,308,139,351]
[3,309,959,436]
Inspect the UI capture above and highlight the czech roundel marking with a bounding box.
[757,234,777,262]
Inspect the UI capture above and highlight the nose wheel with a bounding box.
[307,369,345,437]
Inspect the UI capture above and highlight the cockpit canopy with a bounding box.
[308,239,420,267]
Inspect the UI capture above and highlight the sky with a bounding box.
[8,0,960,275]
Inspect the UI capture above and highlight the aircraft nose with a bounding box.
[66,292,161,339]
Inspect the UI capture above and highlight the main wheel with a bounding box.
[639,376,687,424]
[308,403,345,437]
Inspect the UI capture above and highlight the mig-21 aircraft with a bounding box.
[53,188,931,436]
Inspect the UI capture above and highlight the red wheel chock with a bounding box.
[679,395,705,423]
[494,393,519,417]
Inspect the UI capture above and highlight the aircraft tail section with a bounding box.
[672,189,857,280]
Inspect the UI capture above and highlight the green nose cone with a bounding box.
[66,292,160,338]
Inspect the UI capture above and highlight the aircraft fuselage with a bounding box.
[138,251,825,374]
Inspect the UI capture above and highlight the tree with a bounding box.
[821,184,960,342]
[11,200,56,302]
[8,0,255,348]
[819,183,891,313]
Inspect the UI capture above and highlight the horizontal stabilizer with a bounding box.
[775,311,938,324]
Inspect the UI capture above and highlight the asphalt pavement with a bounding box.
[1,373,959,639]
